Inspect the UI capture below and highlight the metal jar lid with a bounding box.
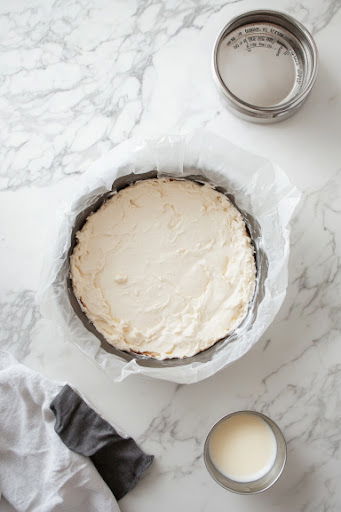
[212,10,318,123]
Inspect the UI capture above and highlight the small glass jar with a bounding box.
[204,410,287,494]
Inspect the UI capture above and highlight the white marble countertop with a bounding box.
[1,0,341,510]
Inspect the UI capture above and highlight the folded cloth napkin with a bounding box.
[0,350,153,511]
[50,385,154,500]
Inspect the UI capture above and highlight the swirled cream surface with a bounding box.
[70,178,256,359]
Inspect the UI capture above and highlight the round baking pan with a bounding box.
[67,171,268,368]
[212,10,318,122]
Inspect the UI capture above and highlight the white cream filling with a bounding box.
[70,178,256,359]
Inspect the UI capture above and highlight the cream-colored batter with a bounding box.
[70,178,256,359]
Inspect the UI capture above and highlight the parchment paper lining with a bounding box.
[37,131,300,383]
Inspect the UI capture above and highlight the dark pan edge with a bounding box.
[65,170,269,369]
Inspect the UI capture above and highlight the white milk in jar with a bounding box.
[208,412,277,482]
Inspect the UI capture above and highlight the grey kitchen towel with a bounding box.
[0,350,120,512]
[50,385,154,500]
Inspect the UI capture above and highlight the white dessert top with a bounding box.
[70,178,256,359]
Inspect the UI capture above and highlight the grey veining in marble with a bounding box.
[0,290,40,359]
[1,0,341,511]
[1,0,340,190]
